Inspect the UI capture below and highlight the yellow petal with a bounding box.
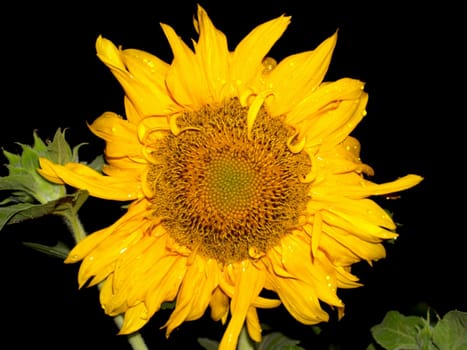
[246,91,270,139]
[38,158,142,201]
[335,266,362,289]
[286,78,365,125]
[100,273,134,317]
[311,173,423,200]
[95,35,125,70]
[218,261,265,350]
[118,302,150,335]
[210,287,230,324]
[123,95,143,125]
[89,112,142,159]
[143,256,187,322]
[194,4,231,101]
[327,197,397,230]
[37,158,65,184]
[310,212,323,258]
[268,273,329,324]
[301,91,368,146]
[164,256,219,336]
[231,15,290,94]
[112,234,160,298]
[275,234,343,307]
[77,224,143,288]
[267,32,337,116]
[267,237,337,324]
[121,48,175,111]
[101,162,144,179]
[64,226,109,263]
[96,36,175,117]
[118,254,187,335]
[161,23,208,109]
[123,234,173,307]
[321,225,388,264]
[99,275,115,311]
[122,48,169,81]
[316,230,361,266]
[320,209,398,242]
[356,174,424,197]
[65,200,149,264]
[246,306,262,342]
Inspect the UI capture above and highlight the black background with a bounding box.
[0,1,464,349]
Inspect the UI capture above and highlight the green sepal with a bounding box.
[0,128,91,230]
[1,129,73,203]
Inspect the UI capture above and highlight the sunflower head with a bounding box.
[38,4,422,350]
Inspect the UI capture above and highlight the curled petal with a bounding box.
[210,287,230,324]
[246,306,262,342]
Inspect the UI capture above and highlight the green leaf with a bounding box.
[0,190,88,230]
[371,310,426,350]
[197,337,220,350]
[22,240,70,259]
[52,189,89,216]
[257,332,305,350]
[88,154,105,173]
[0,203,38,230]
[432,310,467,350]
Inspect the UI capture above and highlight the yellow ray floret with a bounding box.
[38,158,142,201]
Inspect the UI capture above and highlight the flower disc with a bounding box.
[148,98,311,263]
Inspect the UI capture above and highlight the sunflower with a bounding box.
[38,5,422,350]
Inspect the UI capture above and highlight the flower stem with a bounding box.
[61,211,87,243]
[110,305,149,350]
[61,210,149,350]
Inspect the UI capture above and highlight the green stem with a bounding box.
[112,313,150,349]
[61,210,149,350]
[61,211,87,243]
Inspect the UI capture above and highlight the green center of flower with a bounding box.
[206,157,257,216]
[147,98,311,263]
